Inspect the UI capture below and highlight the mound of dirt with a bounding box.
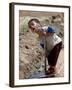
[19,31,45,79]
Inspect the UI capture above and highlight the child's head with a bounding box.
[28,18,42,34]
[28,18,55,36]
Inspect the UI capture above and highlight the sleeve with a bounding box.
[47,26,55,33]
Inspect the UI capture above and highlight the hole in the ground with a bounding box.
[25,45,29,49]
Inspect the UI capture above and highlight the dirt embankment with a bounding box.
[19,32,45,79]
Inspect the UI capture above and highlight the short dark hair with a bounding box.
[28,18,41,29]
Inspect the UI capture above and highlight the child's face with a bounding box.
[29,21,42,35]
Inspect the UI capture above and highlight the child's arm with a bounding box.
[39,30,47,37]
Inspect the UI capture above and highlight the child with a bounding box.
[28,18,62,75]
